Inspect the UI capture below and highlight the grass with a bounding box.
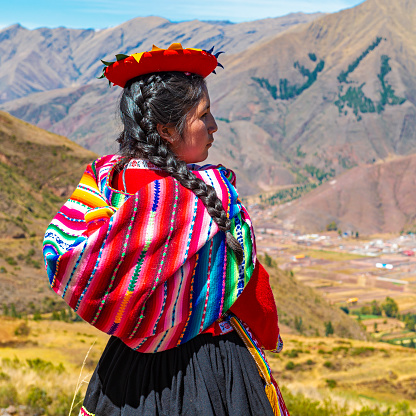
[1,316,416,413]
[301,249,365,261]
[356,314,382,320]
[269,334,416,409]
[0,317,108,414]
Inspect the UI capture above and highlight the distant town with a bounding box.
[250,203,416,309]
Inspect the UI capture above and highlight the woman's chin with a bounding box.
[184,152,209,164]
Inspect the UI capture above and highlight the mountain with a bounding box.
[0,13,323,194]
[274,153,416,235]
[0,13,322,104]
[207,0,416,190]
[1,0,416,200]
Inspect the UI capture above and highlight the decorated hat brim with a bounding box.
[104,47,218,88]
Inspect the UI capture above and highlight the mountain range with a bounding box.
[1,0,416,233]
[0,12,322,193]
[0,13,321,104]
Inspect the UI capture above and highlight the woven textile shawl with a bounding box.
[43,155,256,352]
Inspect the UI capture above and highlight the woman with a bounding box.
[43,43,289,415]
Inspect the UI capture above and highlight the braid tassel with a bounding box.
[228,314,290,416]
[265,383,280,416]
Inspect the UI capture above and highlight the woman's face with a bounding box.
[169,87,218,164]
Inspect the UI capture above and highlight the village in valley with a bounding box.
[249,203,416,347]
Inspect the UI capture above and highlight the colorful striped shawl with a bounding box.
[43,155,257,352]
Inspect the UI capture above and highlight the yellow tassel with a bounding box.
[229,315,283,415]
[265,383,280,416]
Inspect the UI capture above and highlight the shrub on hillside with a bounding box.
[10,303,21,318]
[283,349,302,358]
[26,358,65,374]
[51,391,82,416]
[340,306,349,314]
[0,384,18,407]
[280,386,348,415]
[263,252,275,268]
[14,321,30,336]
[280,386,414,416]
[326,379,337,388]
[33,311,42,321]
[294,316,303,333]
[25,387,52,415]
[285,361,296,370]
[350,346,375,356]
[324,321,334,336]
[371,300,382,316]
[5,256,17,266]
[382,297,399,318]
[0,371,10,381]
[326,221,338,231]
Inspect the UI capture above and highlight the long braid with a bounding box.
[117,73,244,264]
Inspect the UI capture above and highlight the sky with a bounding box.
[1,0,366,30]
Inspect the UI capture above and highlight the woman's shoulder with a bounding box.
[188,163,237,186]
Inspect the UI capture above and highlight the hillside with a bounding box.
[0,317,413,414]
[0,111,96,238]
[0,111,96,314]
[274,153,416,234]
[264,260,366,340]
[1,0,416,199]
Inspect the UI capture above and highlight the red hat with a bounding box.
[99,43,224,87]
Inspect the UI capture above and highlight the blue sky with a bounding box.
[1,0,366,30]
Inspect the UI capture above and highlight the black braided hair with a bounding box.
[117,72,244,264]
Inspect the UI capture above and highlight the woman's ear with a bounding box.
[157,123,179,144]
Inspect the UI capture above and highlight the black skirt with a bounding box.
[81,331,275,416]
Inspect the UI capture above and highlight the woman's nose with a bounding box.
[209,114,218,134]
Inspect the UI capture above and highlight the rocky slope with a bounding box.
[275,153,416,235]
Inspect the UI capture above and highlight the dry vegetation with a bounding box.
[0,111,96,239]
[1,316,415,415]
[0,317,108,415]
[269,336,416,406]
[0,111,97,317]
[263,257,367,340]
